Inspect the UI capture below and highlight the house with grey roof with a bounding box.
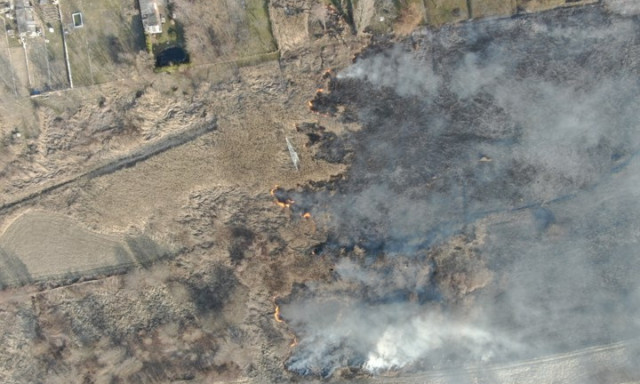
[138,0,162,34]
[15,0,37,37]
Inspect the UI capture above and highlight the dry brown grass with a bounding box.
[425,0,469,27]
[470,0,516,18]
[172,0,276,65]
[517,0,597,12]
[0,210,132,283]
[394,0,426,36]
[59,0,146,86]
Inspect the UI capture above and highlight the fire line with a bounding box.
[270,185,294,208]
[274,305,284,323]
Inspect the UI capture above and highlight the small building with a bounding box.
[15,0,37,37]
[138,0,162,34]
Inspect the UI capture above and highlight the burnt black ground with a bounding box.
[282,4,640,378]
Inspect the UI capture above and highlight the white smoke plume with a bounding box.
[283,4,640,380]
[604,0,640,15]
[338,45,440,97]
[363,314,505,372]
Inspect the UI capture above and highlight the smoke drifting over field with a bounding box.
[282,5,640,378]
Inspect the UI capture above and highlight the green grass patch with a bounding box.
[153,61,191,73]
[235,50,279,67]
[237,0,277,57]
[149,18,186,55]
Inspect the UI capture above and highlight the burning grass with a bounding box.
[278,4,640,377]
[270,185,295,209]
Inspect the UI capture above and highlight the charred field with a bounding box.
[278,4,640,380]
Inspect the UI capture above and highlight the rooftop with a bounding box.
[15,0,37,36]
[138,0,162,34]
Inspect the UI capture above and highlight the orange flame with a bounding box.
[274,305,284,323]
[273,297,300,348]
[271,185,294,208]
[276,200,292,209]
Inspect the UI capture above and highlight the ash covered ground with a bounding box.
[279,5,640,379]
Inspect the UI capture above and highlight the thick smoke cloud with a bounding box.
[338,44,440,97]
[605,0,640,15]
[283,5,640,379]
